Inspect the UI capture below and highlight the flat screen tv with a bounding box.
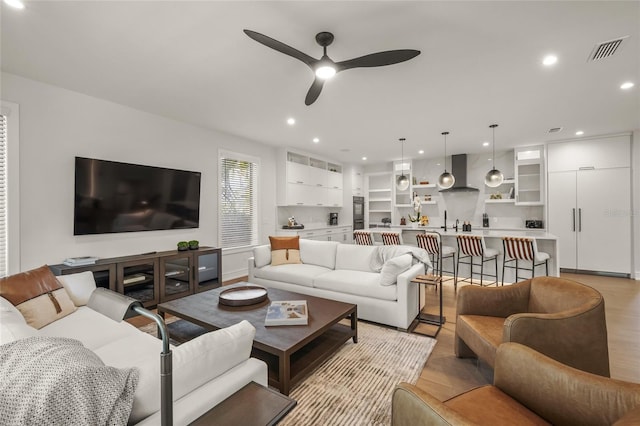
[74,157,201,235]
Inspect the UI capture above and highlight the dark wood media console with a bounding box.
[50,247,221,308]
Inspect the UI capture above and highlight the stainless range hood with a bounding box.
[439,154,479,192]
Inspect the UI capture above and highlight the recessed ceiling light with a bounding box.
[3,0,25,9]
[488,158,492,161]
[286,118,295,125]
[436,163,441,166]
[620,82,634,90]
[575,130,584,136]
[542,55,558,66]
[418,150,424,154]
[362,157,367,161]
[312,137,320,143]
[482,141,489,147]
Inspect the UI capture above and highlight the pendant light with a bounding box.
[485,124,504,187]
[437,131,455,189]
[396,137,410,191]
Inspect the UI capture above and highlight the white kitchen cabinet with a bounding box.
[366,172,392,227]
[277,149,343,206]
[548,168,631,275]
[278,226,352,243]
[548,135,630,172]
[351,167,364,196]
[514,146,544,206]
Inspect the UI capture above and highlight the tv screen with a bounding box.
[74,157,201,235]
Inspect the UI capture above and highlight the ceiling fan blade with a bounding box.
[244,29,317,67]
[305,78,325,105]
[336,49,421,71]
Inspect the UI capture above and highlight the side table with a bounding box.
[410,274,445,338]
[189,381,296,426]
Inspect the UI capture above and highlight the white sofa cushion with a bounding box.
[253,245,272,268]
[128,320,256,424]
[0,317,37,345]
[334,244,378,272]
[299,239,339,269]
[253,263,332,288]
[313,270,397,301]
[39,306,144,351]
[379,254,413,286]
[57,271,97,306]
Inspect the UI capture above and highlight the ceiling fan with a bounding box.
[244,29,421,105]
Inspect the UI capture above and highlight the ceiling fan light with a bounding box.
[315,65,336,79]
[484,168,504,187]
[438,172,455,189]
[396,174,410,191]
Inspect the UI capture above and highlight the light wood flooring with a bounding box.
[415,272,640,401]
[130,273,639,401]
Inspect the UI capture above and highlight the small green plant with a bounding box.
[188,240,199,249]
[177,241,188,251]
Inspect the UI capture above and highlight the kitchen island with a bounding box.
[366,226,559,284]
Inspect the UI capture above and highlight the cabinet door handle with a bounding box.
[317,184,323,187]
[572,208,576,232]
[578,208,582,232]
[296,180,304,184]
[579,166,595,170]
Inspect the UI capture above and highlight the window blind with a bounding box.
[219,156,258,249]
[0,114,7,277]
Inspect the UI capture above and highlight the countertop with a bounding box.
[367,226,557,240]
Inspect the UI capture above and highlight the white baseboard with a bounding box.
[222,268,249,283]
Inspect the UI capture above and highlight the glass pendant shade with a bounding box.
[437,131,455,189]
[396,174,410,191]
[484,168,504,187]
[438,171,455,189]
[485,124,503,188]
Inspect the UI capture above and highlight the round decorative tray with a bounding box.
[218,285,268,307]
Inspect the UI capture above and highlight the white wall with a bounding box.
[633,130,640,279]
[1,72,277,279]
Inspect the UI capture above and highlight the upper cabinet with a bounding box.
[547,134,631,172]
[277,149,343,207]
[514,145,544,206]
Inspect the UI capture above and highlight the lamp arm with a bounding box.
[132,306,173,426]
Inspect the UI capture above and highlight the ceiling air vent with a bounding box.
[588,36,628,62]
[548,127,563,134]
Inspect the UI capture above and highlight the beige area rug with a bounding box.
[138,319,436,425]
[280,321,435,426]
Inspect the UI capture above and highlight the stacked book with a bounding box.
[265,300,308,326]
[62,256,99,267]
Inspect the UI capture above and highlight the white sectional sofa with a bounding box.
[248,239,428,330]
[0,271,268,426]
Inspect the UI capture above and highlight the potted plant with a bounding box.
[188,240,199,250]
[177,241,189,251]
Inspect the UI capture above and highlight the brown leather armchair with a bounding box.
[455,276,609,376]
[392,343,640,426]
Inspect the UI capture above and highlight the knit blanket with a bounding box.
[370,246,432,273]
[0,336,138,425]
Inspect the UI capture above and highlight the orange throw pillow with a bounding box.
[0,265,76,329]
[269,236,302,266]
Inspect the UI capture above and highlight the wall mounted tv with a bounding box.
[74,157,201,235]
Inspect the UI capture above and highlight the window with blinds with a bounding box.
[219,153,259,249]
[0,114,8,277]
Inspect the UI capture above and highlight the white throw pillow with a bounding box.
[129,320,256,424]
[57,271,98,307]
[379,254,412,286]
[253,245,272,268]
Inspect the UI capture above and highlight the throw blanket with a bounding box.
[370,246,432,273]
[0,336,139,425]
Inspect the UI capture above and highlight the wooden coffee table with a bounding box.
[157,283,358,395]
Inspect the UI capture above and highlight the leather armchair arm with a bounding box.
[456,280,531,318]
[391,383,478,426]
[495,343,640,425]
[503,301,610,377]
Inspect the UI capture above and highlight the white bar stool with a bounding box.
[381,232,402,245]
[456,235,499,286]
[501,237,550,284]
[353,230,374,245]
[416,232,457,290]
